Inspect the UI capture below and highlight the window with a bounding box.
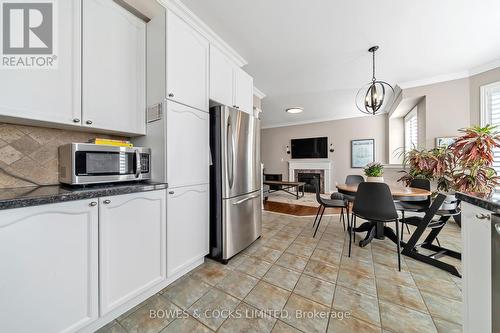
[404,107,418,152]
[481,81,500,174]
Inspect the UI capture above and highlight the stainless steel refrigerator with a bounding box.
[209,105,262,263]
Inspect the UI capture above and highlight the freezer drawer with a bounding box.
[222,191,262,259]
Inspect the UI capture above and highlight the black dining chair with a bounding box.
[331,175,365,229]
[312,178,349,238]
[350,182,402,271]
[394,178,431,241]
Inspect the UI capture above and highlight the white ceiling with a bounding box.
[180,0,500,128]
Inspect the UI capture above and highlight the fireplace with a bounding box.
[295,169,325,193]
[297,173,321,193]
[289,161,331,193]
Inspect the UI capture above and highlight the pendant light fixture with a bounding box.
[355,46,394,115]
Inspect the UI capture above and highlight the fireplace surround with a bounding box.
[288,160,332,193]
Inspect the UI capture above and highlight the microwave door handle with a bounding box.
[135,150,141,178]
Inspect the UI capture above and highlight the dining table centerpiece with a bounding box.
[364,162,384,182]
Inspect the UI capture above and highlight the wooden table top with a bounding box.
[336,183,431,198]
[264,180,306,186]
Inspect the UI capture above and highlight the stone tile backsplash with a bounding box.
[0,123,126,188]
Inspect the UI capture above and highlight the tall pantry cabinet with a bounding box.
[134,8,210,279]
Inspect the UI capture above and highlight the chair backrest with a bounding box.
[408,178,431,206]
[352,182,398,221]
[346,175,365,185]
[313,178,323,205]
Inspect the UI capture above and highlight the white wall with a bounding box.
[403,78,470,149]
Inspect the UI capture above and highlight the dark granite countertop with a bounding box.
[0,181,168,210]
[456,191,500,213]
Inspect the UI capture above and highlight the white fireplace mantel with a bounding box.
[289,160,332,193]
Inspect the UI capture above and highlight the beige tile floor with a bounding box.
[96,211,463,333]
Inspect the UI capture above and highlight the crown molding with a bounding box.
[469,58,500,77]
[253,87,266,99]
[261,113,386,130]
[157,0,247,67]
[399,58,500,89]
[398,71,470,89]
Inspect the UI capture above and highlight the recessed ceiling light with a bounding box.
[285,107,304,114]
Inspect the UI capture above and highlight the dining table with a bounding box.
[336,183,432,247]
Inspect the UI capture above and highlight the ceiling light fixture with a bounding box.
[355,46,394,115]
[286,107,304,114]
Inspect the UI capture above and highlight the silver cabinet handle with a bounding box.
[475,213,490,220]
[168,191,175,195]
[168,93,174,98]
[495,223,500,235]
[86,120,93,125]
[73,118,80,123]
[89,202,97,207]
[103,199,111,204]
[233,194,260,205]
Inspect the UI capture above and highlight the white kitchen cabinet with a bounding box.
[166,101,210,188]
[167,184,209,278]
[209,45,255,114]
[0,0,81,126]
[233,66,254,114]
[0,199,99,333]
[99,190,166,315]
[82,0,146,135]
[210,45,234,106]
[462,202,492,333]
[166,10,209,112]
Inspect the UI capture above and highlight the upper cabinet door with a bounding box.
[233,67,254,115]
[166,10,209,112]
[209,45,233,106]
[82,0,146,135]
[166,101,209,188]
[0,0,81,126]
[0,199,98,333]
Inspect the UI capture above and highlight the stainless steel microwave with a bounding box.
[58,143,151,185]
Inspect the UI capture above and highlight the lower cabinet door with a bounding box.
[462,202,492,333]
[99,190,166,315]
[167,184,209,277]
[0,199,99,333]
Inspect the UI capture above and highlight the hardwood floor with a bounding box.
[263,200,342,216]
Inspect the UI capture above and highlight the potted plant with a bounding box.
[450,125,500,195]
[364,162,384,182]
[398,124,500,211]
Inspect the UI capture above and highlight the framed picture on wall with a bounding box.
[435,136,457,148]
[351,139,375,168]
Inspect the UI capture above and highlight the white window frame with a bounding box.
[480,81,500,126]
[404,107,418,152]
[480,81,500,177]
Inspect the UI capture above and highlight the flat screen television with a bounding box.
[291,137,328,159]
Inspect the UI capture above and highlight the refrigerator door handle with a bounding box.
[232,193,260,205]
[227,117,234,189]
